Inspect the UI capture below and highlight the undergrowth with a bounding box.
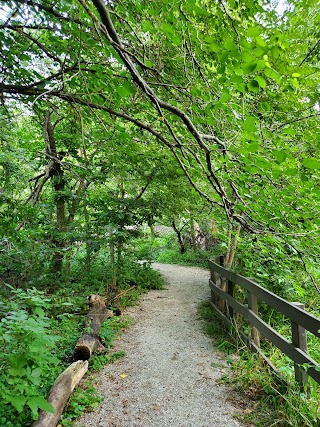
[133,232,221,267]
[0,256,164,426]
[198,301,320,427]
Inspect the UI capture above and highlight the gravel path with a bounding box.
[76,263,247,427]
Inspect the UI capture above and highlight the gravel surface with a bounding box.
[76,263,246,427]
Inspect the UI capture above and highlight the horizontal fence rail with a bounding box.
[208,259,320,386]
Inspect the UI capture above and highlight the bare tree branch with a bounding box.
[300,39,320,66]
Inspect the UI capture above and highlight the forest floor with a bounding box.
[76,263,252,427]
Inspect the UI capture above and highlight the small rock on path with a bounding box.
[76,263,247,427]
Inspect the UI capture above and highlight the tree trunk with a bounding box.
[218,223,242,313]
[224,222,242,269]
[84,205,91,272]
[110,241,115,266]
[172,220,186,254]
[85,244,91,272]
[52,180,65,273]
[149,224,155,239]
[190,219,197,251]
[65,254,71,276]
[65,178,90,275]
[117,240,123,265]
[42,113,66,273]
[74,294,114,360]
[33,360,88,427]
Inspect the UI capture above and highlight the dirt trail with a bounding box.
[76,263,246,427]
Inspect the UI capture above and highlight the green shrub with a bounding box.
[60,382,102,426]
[116,258,164,291]
[198,302,320,427]
[0,287,59,426]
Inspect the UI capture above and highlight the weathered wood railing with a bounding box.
[209,258,320,386]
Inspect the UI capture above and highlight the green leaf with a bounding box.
[219,91,231,103]
[224,38,235,51]
[34,306,45,317]
[236,82,247,93]
[209,43,220,52]
[172,35,181,46]
[253,46,265,57]
[248,79,260,93]
[303,158,320,169]
[264,68,280,82]
[284,168,297,176]
[247,26,261,37]
[8,354,27,369]
[255,76,266,88]
[259,101,271,112]
[176,168,185,176]
[142,20,151,32]
[31,367,42,378]
[204,35,215,44]
[160,23,173,35]
[247,142,259,152]
[116,82,134,98]
[290,78,299,88]
[243,116,257,132]
[282,127,296,135]
[27,396,55,417]
[191,86,201,96]
[256,156,271,170]
[8,396,27,413]
[242,51,254,62]
[234,66,244,76]
[243,62,257,74]
[274,150,287,163]
[255,36,266,47]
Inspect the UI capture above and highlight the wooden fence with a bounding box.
[208,257,320,387]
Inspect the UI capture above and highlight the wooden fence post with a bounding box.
[210,263,218,306]
[291,302,308,388]
[219,255,225,267]
[217,255,227,313]
[226,279,234,321]
[247,291,260,348]
[211,256,223,307]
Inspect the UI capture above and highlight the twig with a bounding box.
[111,286,136,302]
[288,243,320,295]
[300,39,320,66]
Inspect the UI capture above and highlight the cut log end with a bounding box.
[74,333,106,361]
[88,294,105,308]
[73,346,91,361]
[74,295,111,361]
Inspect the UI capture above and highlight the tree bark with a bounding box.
[74,294,114,360]
[218,223,242,312]
[190,219,197,251]
[32,360,88,427]
[83,205,92,271]
[42,112,66,273]
[171,220,186,254]
[224,222,242,269]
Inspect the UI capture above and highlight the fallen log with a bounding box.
[74,294,114,360]
[33,360,88,427]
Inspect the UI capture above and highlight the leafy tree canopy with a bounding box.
[0,0,319,274]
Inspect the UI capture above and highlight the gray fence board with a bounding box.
[209,274,320,385]
[209,260,320,338]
